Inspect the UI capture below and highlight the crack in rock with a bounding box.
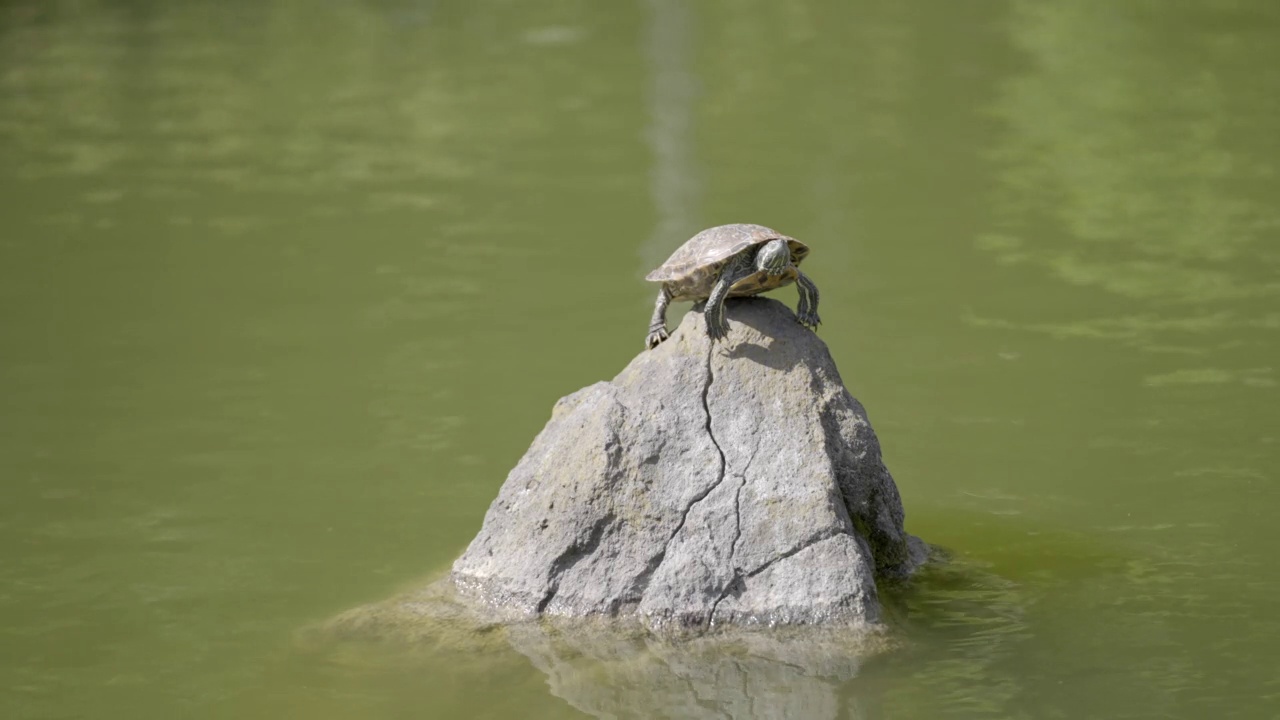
[630,342,729,605]
[537,512,614,613]
[707,526,846,624]
[700,339,729,497]
[728,440,761,562]
[707,572,741,628]
[708,441,760,625]
[745,528,845,579]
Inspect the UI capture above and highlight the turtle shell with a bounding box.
[645,223,810,301]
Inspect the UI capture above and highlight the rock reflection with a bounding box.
[314,577,885,720]
[508,622,879,720]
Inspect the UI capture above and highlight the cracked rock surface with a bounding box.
[450,297,925,633]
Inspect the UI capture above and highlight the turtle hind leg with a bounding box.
[795,270,821,330]
[704,253,756,343]
[645,286,673,349]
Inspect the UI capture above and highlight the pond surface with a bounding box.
[2,1,1279,717]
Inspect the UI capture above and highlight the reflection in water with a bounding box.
[870,531,1214,719]
[508,623,874,720]
[314,578,882,720]
[979,0,1280,351]
[313,546,1081,720]
[640,0,701,275]
[4,0,1280,718]
[307,547,1063,720]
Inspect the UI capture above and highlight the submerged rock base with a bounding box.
[450,297,925,634]
[310,575,892,720]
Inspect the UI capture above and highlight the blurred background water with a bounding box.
[2,0,1278,717]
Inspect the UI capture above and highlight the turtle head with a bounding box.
[755,238,790,277]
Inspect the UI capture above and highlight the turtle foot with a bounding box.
[706,315,730,343]
[797,310,821,331]
[646,327,670,349]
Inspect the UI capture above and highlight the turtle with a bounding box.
[644,223,820,349]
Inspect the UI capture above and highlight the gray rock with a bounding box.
[451,297,924,633]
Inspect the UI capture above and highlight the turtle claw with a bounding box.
[797,310,821,331]
[646,327,670,349]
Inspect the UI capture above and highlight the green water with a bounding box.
[2,1,1278,717]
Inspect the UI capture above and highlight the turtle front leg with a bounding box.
[795,270,821,331]
[646,286,674,349]
[704,254,757,343]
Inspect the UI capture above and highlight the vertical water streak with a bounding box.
[640,0,700,276]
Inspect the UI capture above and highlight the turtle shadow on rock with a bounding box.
[715,296,817,371]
